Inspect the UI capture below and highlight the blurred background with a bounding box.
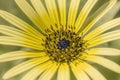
[0,0,120,80]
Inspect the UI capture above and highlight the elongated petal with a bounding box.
[45,0,59,25]
[88,1,120,27]
[84,18,120,40]
[86,56,120,73]
[82,0,117,35]
[0,36,44,50]
[75,0,98,32]
[57,63,70,80]
[81,62,106,80]
[0,51,46,62]
[86,48,120,56]
[0,25,43,42]
[70,62,90,80]
[38,62,59,80]
[3,57,49,80]
[15,0,46,31]
[30,0,51,28]
[0,10,43,39]
[57,0,66,26]
[87,30,120,47]
[21,61,52,80]
[67,0,80,26]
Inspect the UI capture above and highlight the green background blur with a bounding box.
[0,0,120,80]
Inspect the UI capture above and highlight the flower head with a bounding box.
[0,0,120,80]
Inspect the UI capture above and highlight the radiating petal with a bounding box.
[57,0,66,26]
[84,18,120,40]
[86,48,120,56]
[0,36,44,50]
[0,25,43,41]
[82,0,117,35]
[87,30,120,47]
[67,0,80,26]
[21,61,52,80]
[84,0,120,28]
[0,51,46,62]
[81,62,106,80]
[86,56,120,73]
[57,63,70,80]
[38,62,59,80]
[70,62,90,80]
[30,0,51,28]
[75,0,98,32]
[0,10,43,39]
[45,0,59,25]
[15,0,47,31]
[3,57,49,80]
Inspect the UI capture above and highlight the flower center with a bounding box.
[58,39,70,49]
[43,24,87,63]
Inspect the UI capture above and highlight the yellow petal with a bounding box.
[86,48,120,56]
[57,63,70,80]
[82,0,117,35]
[87,30,120,47]
[70,62,90,80]
[30,0,51,28]
[0,51,46,62]
[0,10,43,39]
[38,62,59,80]
[81,62,106,80]
[45,0,59,25]
[0,25,43,42]
[57,0,66,26]
[67,0,80,26]
[15,0,47,32]
[3,57,49,80]
[86,56,120,73]
[21,61,52,80]
[84,18,120,40]
[75,0,98,32]
[0,36,44,50]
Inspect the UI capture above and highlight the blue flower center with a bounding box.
[58,39,70,49]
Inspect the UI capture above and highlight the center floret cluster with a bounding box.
[44,25,86,63]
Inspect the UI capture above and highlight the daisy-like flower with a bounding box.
[0,0,120,80]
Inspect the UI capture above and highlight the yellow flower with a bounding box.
[0,0,120,80]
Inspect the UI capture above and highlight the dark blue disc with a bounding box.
[58,39,70,49]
